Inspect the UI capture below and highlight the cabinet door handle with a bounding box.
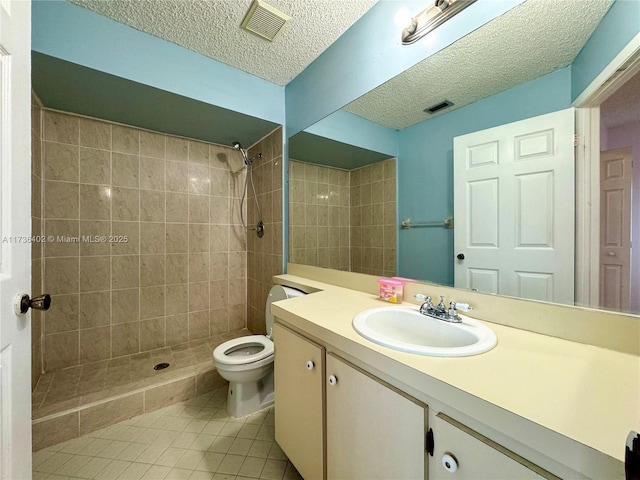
[328,375,338,386]
[306,360,315,370]
[441,453,458,473]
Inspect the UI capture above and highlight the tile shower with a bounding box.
[30,103,283,450]
[289,158,397,277]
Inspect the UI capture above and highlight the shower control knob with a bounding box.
[14,292,51,315]
[328,375,338,386]
[306,361,315,370]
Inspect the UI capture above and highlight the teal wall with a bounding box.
[32,0,285,125]
[571,0,640,102]
[397,67,573,285]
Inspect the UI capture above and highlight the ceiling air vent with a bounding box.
[424,100,454,114]
[241,0,291,42]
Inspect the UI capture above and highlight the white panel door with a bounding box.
[599,147,632,312]
[454,109,575,304]
[0,1,33,479]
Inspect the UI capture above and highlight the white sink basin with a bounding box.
[352,306,497,357]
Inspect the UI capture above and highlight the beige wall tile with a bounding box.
[140,131,165,159]
[79,220,111,256]
[44,257,79,295]
[79,393,144,435]
[166,314,189,345]
[79,117,111,150]
[112,255,139,289]
[189,253,210,283]
[80,256,111,292]
[111,288,139,324]
[140,156,166,191]
[32,412,79,451]
[45,181,79,219]
[140,286,165,319]
[140,223,165,254]
[166,136,188,162]
[140,318,165,352]
[39,111,251,372]
[189,141,209,166]
[110,221,139,255]
[145,377,195,413]
[111,322,140,357]
[166,254,188,284]
[44,331,79,370]
[111,187,139,221]
[44,219,79,257]
[79,326,111,363]
[188,311,209,340]
[210,308,228,335]
[44,142,79,182]
[44,111,79,144]
[188,195,209,224]
[112,125,140,154]
[80,290,111,329]
[112,152,139,188]
[44,293,79,335]
[166,283,188,315]
[166,160,189,192]
[189,281,210,312]
[140,254,166,287]
[140,190,165,222]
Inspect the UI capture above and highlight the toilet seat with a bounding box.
[213,335,274,366]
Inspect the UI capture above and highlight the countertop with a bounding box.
[270,274,640,474]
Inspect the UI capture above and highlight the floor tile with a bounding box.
[32,389,300,480]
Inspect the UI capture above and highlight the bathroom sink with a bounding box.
[352,307,497,357]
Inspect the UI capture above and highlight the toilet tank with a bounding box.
[265,285,306,336]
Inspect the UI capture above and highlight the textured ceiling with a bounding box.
[68,0,378,86]
[601,69,640,129]
[344,0,614,130]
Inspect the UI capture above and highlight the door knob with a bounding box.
[306,360,315,370]
[14,293,51,315]
[457,253,465,260]
[328,375,338,386]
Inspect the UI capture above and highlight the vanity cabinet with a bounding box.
[430,413,558,480]
[325,353,427,480]
[273,323,325,480]
[274,323,428,480]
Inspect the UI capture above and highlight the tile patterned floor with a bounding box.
[33,386,302,480]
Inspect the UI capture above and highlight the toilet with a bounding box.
[213,285,306,418]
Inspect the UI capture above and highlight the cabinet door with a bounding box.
[326,353,427,480]
[431,413,559,480]
[273,323,325,480]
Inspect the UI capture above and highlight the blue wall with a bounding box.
[397,67,573,285]
[32,0,285,125]
[285,0,525,137]
[571,0,640,102]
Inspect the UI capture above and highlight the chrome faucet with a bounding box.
[415,294,472,323]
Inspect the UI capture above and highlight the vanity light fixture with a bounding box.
[402,0,477,45]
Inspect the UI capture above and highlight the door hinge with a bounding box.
[573,133,580,147]
[426,428,434,456]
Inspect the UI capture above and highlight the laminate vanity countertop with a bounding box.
[270,274,640,477]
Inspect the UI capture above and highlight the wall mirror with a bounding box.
[288,0,640,316]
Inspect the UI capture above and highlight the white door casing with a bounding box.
[0,1,33,479]
[599,147,632,312]
[454,109,575,304]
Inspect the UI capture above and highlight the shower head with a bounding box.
[232,141,242,150]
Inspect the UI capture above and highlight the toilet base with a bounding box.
[226,368,274,418]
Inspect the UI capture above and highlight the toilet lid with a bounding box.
[213,335,274,366]
[265,285,306,336]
